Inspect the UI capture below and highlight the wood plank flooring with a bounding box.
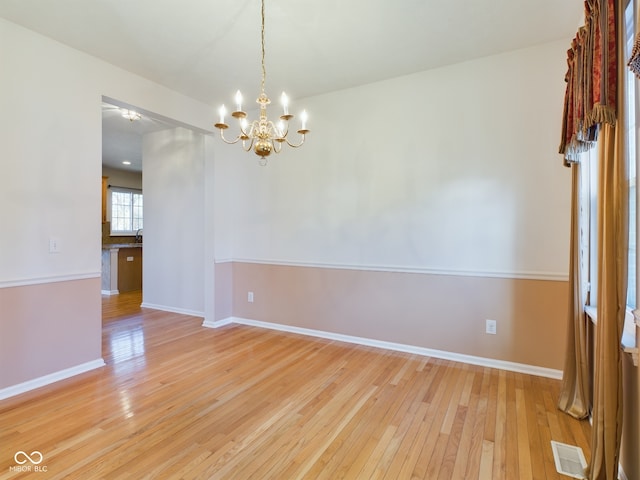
[0,291,591,479]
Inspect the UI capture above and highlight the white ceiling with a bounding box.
[101,103,176,172]
[0,0,583,172]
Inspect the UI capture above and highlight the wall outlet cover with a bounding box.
[486,319,497,335]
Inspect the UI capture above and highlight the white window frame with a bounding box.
[109,187,143,236]
[582,0,638,365]
[625,0,640,339]
[629,1,640,336]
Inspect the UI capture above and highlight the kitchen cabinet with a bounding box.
[117,247,142,292]
[102,176,108,223]
[102,244,143,294]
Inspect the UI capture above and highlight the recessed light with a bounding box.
[122,161,131,165]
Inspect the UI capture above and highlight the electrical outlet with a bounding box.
[49,237,61,253]
[486,319,497,335]
[248,291,254,303]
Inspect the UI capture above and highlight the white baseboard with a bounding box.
[101,289,119,295]
[141,302,204,318]
[204,317,563,380]
[0,359,106,401]
[202,318,234,328]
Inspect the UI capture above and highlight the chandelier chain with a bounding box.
[260,0,266,95]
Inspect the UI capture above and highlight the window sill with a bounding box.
[584,306,638,367]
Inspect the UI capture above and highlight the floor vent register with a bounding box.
[551,440,587,479]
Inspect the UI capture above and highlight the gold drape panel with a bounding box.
[588,119,628,480]
[558,163,591,419]
[558,0,629,479]
[587,1,629,477]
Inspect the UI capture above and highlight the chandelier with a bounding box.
[121,109,141,122]
[214,0,309,164]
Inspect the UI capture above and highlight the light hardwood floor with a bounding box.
[0,291,591,479]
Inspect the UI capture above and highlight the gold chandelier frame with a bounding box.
[214,0,309,164]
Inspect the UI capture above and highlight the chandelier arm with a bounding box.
[242,138,255,152]
[277,121,289,139]
[264,119,284,139]
[218,129,243,145]
[283,134,307,148]
[244,120,255,138]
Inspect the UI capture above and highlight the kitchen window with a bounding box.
[110,188,143,235]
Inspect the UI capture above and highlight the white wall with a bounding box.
[222,40,571,279]
[0,23,101,283]
[0,18,215,287]
[142,128,207,316]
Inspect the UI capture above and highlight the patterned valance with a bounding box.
[559,0,617,165]
[627,4,640,78]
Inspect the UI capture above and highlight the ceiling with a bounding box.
[101,103,175,171]
[0,0,583,172]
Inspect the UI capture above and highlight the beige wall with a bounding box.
[214,262,233,321]
[230,262,569,371]
[0,278,101,390]
[101,166,142,191]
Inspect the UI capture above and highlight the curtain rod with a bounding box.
[108,184,142,192]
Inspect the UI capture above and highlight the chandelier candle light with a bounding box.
[214,0,309,163]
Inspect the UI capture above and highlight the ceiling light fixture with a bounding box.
[214,0,309,165]
[121,109,142,122]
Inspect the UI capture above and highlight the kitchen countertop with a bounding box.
[102,243,143,249]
